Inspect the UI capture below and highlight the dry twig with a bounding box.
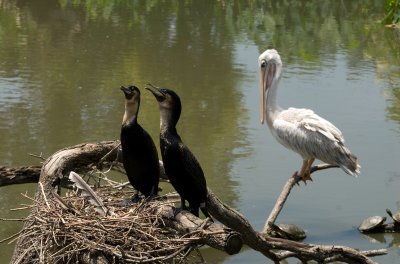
[3,187,206,264]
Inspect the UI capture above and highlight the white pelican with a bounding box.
[259,49,360,182]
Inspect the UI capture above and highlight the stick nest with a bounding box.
[11,186,205,264]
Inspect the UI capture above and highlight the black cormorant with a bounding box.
[146,85,212,219]
[120,85,160,202]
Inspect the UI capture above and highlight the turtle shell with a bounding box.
[269,223,306,241]
[358,216,386,233]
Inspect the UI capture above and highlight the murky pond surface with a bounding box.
[1,1,400,263]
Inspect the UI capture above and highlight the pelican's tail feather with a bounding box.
[340,152,361,177]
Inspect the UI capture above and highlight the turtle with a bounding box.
[358,216,386,233]
[268,223,306,241]
[386,208,400,225]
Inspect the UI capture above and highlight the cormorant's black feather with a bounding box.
[120,85,160,200]
[147,86,212,219]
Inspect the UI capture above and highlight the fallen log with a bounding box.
[8,141,241,264]
[156,203,242,255]
[0,166,41,186]
[11,141,120,263]
[3,140,387,263]
[207,189,386,263]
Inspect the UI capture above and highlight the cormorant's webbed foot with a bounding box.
[120,197,133,207]
[200,203,214,222]
[143,193,158,202]
[119,193,141,206]
[173,207,184,217]
[130,193,141,203]
[146,185,159,200]
[180,198,188,210]
[172,199,189,217]
[187,206,200,217]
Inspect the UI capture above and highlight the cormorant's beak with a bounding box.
[260,61,276,124]
[145,84,166,102]
[120,85,131,94]
[120,85,134,100]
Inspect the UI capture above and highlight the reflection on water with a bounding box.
[1,0,400,263]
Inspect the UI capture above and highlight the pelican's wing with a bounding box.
[273,107,360,175]
[277,108,345,144]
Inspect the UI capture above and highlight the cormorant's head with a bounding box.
[121,85,141,124]
[146,84,182,128]
[121,85,140,101]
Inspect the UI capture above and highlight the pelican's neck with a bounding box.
[265,68,282,127]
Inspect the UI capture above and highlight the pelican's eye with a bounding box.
[260,61,267,68]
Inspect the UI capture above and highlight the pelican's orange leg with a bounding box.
[298,158,315,183]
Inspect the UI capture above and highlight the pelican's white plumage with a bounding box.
[259,49,360,181]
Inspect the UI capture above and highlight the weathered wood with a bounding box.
[11,141,119,264]
[156,204,242,255]
[9,140,241,263]
[5,141,387,263]
[0,166,41,186]
[207,188,386,263]
[263,163,340,233]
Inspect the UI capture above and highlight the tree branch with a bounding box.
[3,142,386,263]
[0,166,41,186]
[263,163,340,233]
[156,203,242,255]
[207,188,386,263]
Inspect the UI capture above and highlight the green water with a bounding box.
[1,1,400,263]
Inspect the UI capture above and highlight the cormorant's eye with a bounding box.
[260,61,267,68]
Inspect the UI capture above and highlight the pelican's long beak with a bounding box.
[260,66,266,124]
[260,62,276,124]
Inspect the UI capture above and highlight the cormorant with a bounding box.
[146,84,212,219]
[120,85,160,203]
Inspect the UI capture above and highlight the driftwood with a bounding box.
[156,203,242,255]
[0,166,41,186]
[10,141,121,264]
[207,189,386,263]
[6,141,241,264]
[1,140,387,263]
[263,164,339,233]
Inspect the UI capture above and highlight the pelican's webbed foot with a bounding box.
[297,159,315,184]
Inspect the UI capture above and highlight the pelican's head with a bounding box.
[258,49,282,124]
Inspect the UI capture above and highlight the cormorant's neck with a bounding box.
[122,101,139,126]
[159,111,175,133]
